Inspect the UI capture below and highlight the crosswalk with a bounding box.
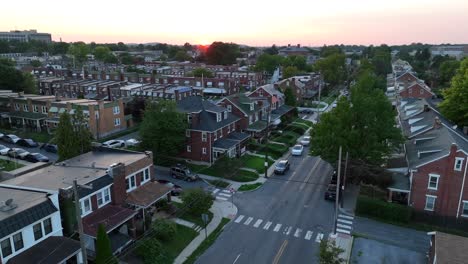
[212,188,233,201]
[233,214,325,243]
[336,214,354,235]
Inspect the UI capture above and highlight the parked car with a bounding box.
[291,144,304,156]
[7,148,30,159]
[102,140,126,148]
[41,143,58,153]
[0,145,10,155]
[171,184,183,196]
[170,164,199,181]
[330,170,337,185]
[274,160,290,175]
[24,153,49,163]
[2,134,21,144]
[324,184,337,201]
[125,138,140,147]
[17,138,39,148]
[300,136,311,146]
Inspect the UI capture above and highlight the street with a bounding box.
[195,150,335,264]
[0,140,58,163]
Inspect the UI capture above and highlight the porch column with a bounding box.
[166,193,171,203]
[36,119,41,132]
[128,217,137,239]
[387,190,393,202]
[76,251,84,264]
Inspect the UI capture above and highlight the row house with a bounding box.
[0,187,82,264]
[155,76,238,95]
[214,71,265,88]
[391,98,468,219]
[0,147,171,261]
[177,96,250,164]
[0,93,129,139]
[248,84,295,125]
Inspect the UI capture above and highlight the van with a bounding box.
[170,164,199,181]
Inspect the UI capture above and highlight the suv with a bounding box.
[274,160,290,175]
[170,164,198,181]
[324,184,337,201]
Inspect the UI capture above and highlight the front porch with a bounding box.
[3,112,48,132]
[387,172,410,205]
[212,132,250,161]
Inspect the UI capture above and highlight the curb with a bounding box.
[236,182,264,193]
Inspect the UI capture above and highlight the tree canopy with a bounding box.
[205,42,240,65]
[181,188,214,216]
[439,58,468,126]
[282,66,300,79]
[68,42,90,65]
[55,107,92,161]
[95,224,117,264]
[191,68,214,78]
[0,58,37,93]
[314,53,346,87]
[284,87,296,106]
[254,53,283,74]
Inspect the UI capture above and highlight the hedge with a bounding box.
[356,195,412,223]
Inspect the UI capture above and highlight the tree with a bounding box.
[56,112,78,161]
[95,224,117,264]
[72,106,92,154]
[152,219,177,241]
[68,42,90,66]
[51,42,70,55]
[439,60,460,86]
[439,58,468,126]
[30,60,42,67]
[314,53,346,87]
[264,44,279,55]
[205,41,240,65]
[254,53,283,74]
[174,50,191,61]
[124,97,146,122]
[284,87,296,106]
[140,100,188,162]
[181,188,214,216]
[283,66,299,79]
[318,239,344,264]
[136,238,165,264]
[0,59,37,93]
[320,45,343,57]
[93,46,112,62]
[119,52,134,65]
[282,56,307,71]
[21,72,37,94]
[191,68,214,78]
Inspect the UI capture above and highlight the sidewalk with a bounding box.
[340,184,360,215]
[173,200,237,264]
[329,233,353,264]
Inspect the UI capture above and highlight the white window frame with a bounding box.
[114,118,121,127]
[113,105,120,115]
[219,129,223,138]
[227,104,232,112]
[23,104,28,112]
[33,105,39,113]
[187,145,191,152]
[202,132,207,142]
[228,125,231,133]
[202,147,207,154]
[41,106,47,113]
[427,174,440,190]
[126,174,137,192]
[214,131,217,141]
[97,187,111,208]
[425,195,436,211]
[462,201,468,217]
[216,113,221,122]
[14,103,20,111]
[80,197,92,217]
[186,130,190,137]
[455,157,464,172]
[224,111,228,120]
[142,168,150,184]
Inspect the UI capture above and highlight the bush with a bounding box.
[238,183,262,191]
[286,124,306,134]
[155,199,169,211]
[152,219,177,241]
[136,237,165,264]
[356,195,412,223]
[181,188,214,216]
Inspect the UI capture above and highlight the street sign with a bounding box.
[229,187,235,194]
[201,213,209,224]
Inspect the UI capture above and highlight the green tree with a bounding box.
[284,87,296,106]
[318,239,344,264]
[30,60,42,67]
[205,41,240,65]
[119,52,134,65]
[283,66,300,79]
[254,53,283,74]
[55,112,78,161]
[0,59,37,93]
[439,58,468,126]
[282,56,307,71]
[181,188,214,216]
[152,219,177,241]
[191,68,214,78]
[51,42,70,55]
[93,46,112,61]
[68,42,90,66]
[95,224,117,264]
[314,53,346,87]
[21,72,37,94]
[439,60,460,86]
[174,50,191,61]
[320,45,343,57]
[140,100,188,161]
[264,44,279,55]
[136,238,165,264]
[72,106,92,154]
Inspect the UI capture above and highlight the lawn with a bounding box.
[240,154,273,174]
[294,118,314,127]
[159,224,199,264]
[0,159,24,171]
[186,160,260,182]
[238,182,263,192]
[173,201,214,228]
[207,179,230,188]
[183,218,231,264]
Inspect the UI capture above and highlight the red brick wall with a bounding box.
[397,72,419,88]
[217,99,249,130]
[399,85,433,99]
[411,144,468,217]
[180,130,212,163]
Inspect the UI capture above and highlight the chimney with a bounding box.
[297,44,300,48]
[424,104,430,112]
[288,44,291,47]
[433,116,442,129]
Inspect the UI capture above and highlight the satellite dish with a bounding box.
[5,199,13,206]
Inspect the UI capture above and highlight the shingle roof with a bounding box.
[433,232,468,263]
[213,138,239,149]
[82,205,137,237]
[77,175,113,198]
[177,96,224,113]
[126,182,172,208]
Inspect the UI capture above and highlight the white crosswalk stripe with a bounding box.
[216,196,228,201]
[339,214,354,220]
[305,231,313,240]
[273,224,282,232]
[212,189,220,194]
[244,217,253,225]
[234,215,245,223]
[253,219,263,228]
[294,228,302,238]
[336,228,351,234]
[315,233,324,242]
[283,226,292,235]
[337,218,352,225]
[219,192,231,198]
[221,190,231,194]
[337,223,351,230]
[336,214,354,235]
[263,221,273,230]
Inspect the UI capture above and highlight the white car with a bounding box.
[8,148,30,159]
[102,140,126,148]
[0,144,10,155]
[300,136,311,146]
[291,144,304,156]
[125,138,140,147]
[3,134,21,144]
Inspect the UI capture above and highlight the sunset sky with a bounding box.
[2,0,468,46]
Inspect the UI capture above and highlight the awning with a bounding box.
[58,108,66,114]
[49,106,58,113]
[82,205,137,237]
[213,138,239,150]
[126,182,172,208]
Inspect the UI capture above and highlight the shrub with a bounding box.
[136,237,165,264]
[238,183,262,191]
[356,195,412,223]
[181,188,214,216]
[152,219,177,241]
[154,199,169,211]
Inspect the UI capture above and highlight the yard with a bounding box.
[158,224,199,264]
[172,201,214,228]
[238,182,263,192]
[186,158,260,182]
[0,159,24,171]
[239,154,273,174]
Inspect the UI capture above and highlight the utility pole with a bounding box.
[341,151,349,208]
[73,180,88,264]
[264,110,270,178]
[333,146,342,236]
[317,78,322,122]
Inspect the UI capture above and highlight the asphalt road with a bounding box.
[195,150,335,264]
[0,140,58,163]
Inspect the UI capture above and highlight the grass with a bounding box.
[187,161,260,182]
[0,159,24,171]
[240,154,273,174]
[207,179,230,188]
[158,224,199,264]
[173,202,214,227]
[238,182,263,192]
[183,217,231,264]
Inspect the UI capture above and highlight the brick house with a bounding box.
[248,84,295,126]
[0,187,82,264]
[398,82,435,99]
[177,96,250,164]
[395,99,468,218]
[395,71,420,90]
[0,147,171,260]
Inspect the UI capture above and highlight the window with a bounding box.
[113,106,120,114]
[250,103,254,111]
[259,90,263,97]
[97,187,111,207]
[14,103,19,111]
[462,201,468,217]
[41,106,47,113]
[186,130,190,137]
[425,195,436,211]
[216,113,221,122]
[187,145,191,152]
[114,118,121,126]
[202,147,207,154]
[126,175,136,192]
[80,198,92,216]
[214,131,217,141]
[219,129,223,138]
[228,125,231,133]
[455,158,464,171]
[23,104,29,112]
[187,114,192,124]
[1,238,12,258]
[144,168,150,182]
[428,174,440,190]
[12,233,23,251]
[227,105,232,112]
[33,105,39,113]
[409,88,413,94]
[33,222,43,240]
[202,132,207,142]
[224,111,228,120]
[43,218,52,235]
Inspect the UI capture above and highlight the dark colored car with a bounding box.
[24,153,49,163]
[170,164,198,181]
[330,170,337,185]
[274,160,290,175]
[17,138,39,148]
[324,184,337,201]
[2,134,21,144]
[42,143,58,153]
[171,184,183,196]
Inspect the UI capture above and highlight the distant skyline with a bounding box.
[2,0,468,46]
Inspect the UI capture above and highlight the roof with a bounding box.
[8,236,81,264]
[7,111,47,120]
[77,175,113,198]
[432,232,468,263]
[213,138,239,149]
[225,93,266,114]
[388,172,410,192]
[177,96,225,113]
[126,182,172,208]
[272,104,294,116]
[0,187,57,238]
[247,120,267,132]
[228,132,251,142]
[82,205,137,237]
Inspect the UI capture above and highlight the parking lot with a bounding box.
[0,138,58,164]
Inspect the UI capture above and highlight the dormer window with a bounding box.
[187,114,192,124]
[224,111,228,120]
[217,113,222,122]
[250,103,254,111]
[259,90,263,97]
[455,158,465,171]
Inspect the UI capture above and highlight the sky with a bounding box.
[2,0,468,46]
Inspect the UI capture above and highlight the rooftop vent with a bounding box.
[0,199,18,212]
